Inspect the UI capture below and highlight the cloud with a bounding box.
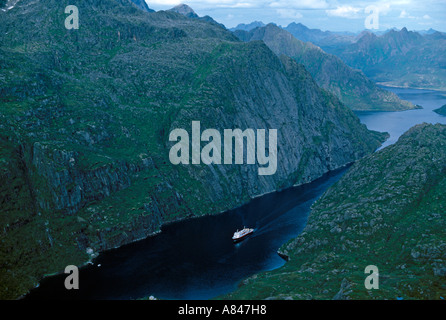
[269,0,328,10]
[276,9,303,19]
[216,2,255,8]
[374,3,391,15]
[399,9,417,19]
[326,5,361,19]
[399,9,434,20]
[328,3,391,19]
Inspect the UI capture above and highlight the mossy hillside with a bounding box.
[1,0,385,299]
[0,2,238,298]
[222,123,446,300]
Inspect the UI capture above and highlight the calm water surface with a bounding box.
[357,87,446,148]
[25,167,348,300]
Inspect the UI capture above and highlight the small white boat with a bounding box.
[232,227,254,243]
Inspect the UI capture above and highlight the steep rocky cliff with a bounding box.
[130,0,154,12]
[224,123,446,300]
[0,0,385,298]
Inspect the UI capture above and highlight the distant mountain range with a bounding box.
[232,21,443,48]
[232,21,446,91]
[229,21,266,32]
[130,0,154,12]
[327,28,446,90]
[234,24,415,111]
[284,22,358,47]
[232,22,359,50]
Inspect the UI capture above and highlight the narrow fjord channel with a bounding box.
[24,167,348,300]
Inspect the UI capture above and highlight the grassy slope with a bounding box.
[0,2,230,298]
[222,123,446,300]
[0,0,385,299]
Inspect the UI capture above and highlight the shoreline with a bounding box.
[21,164,354,300]
[377,83,446,93]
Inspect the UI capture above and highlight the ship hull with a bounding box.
[232,231,253,243]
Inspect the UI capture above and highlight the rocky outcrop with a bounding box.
[129,0,154,12]
[30,142,153,215]
[167,3,226,28]
[434,104,446,116]
[169,4,199,18]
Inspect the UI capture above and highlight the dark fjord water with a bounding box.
[25,86,445,300]
[357,87,446,149]
[25,168,348,300]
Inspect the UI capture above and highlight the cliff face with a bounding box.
[0,0,385,298]
[224,123,446,300]
[235,24,416,111]
[169,4,199,18]
[129,0,154,12]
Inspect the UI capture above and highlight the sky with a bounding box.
[145,0,446,32]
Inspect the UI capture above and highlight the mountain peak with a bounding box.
[169,3,198,18]
[287,22,309,31]
[383,26,423,42]
[356,30,377,42]
[265,22,278,29]
[130,0,154,12]
[230,21,265,32]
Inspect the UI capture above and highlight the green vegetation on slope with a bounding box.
[0,0,385,299]
[223,123,446,300]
